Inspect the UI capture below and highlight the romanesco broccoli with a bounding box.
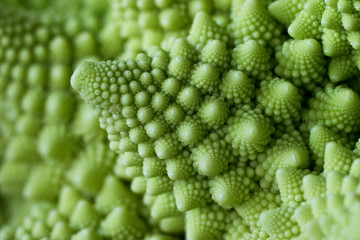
[2,0,360,240]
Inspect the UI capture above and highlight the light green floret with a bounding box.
[230,0,283,48]
[322,29,350,57]
[137,106,155,125]
[116,153,139,169]
[114,161,134,180]
[190,63,220,93]
[31,220,50,239]
[69,61,99,106]
[302,174,326,200]
[276,167,310,204]
[310,192,332,215]
[347,31,360,49]
[209,163,255,209]
[198,97,229,129]
[57,185,83,217]
[176,86,202,113]
[125,165,143,179]
[74,31,97,59]
[288,0,325,40]
[169,38,198,62]
[164,104,184,126]
[130,126,149,144]
[72,103,105,141]
[309,125,351,169]
[192,132,233,176]
[235,189,282,228]
[130,176,147,194]
[46,209,66,228]
[257,78,302,124]
[11,63,27,83]
[161,78,181,97]
[154,133,182,160]
[0,226,13,240]
[350,159,360,177]
[200,40,229,70]
[268,0,307,26]
[4,135,40,163]
[355,0,360,11]
[323,142,359,175]
[50,221,73,240]
[143,156,167,178]
[38,124,78,163]
[223,216,248,240]
[338,0,356,13]
[240,228,270,240]
[6,82,25,106]
[255,131,309,189]
[275,39,327,89]
[49,35,72,63]
[321,6,343,31]
[219,70,254,105]
[158,215,185,234]
[149,48,170,71]
[293,192,360,240]
[173,175,212,212]
[165,150,196,180]
[354,138,360,155]
[151,93,170,113]
[177,118,206,146]
[232,40,272,80]
[328,55,360,82]
[70,200,99,230]
[187,12,229,49]
[342,12,360,31]
[213,0,232,11]
[23,163,64,201]
[225,106,272,160]
[260,205,300,240]
[326,171,347,194]
[98,23,123,59]
[354,49,360,69]
[138,140,156,158]
[145,233,181,240]
[27,64,47,86]
[99,206,147,240]
[111,0,196,57]
[22,217,37,237]
[21,86,45,115]
[142,115,164,137]
[67,143,115,196]
[186,205,230,240]
[167,56,192,83]
[0,162,32,195]
[339,175,360,194]
[146,175,173,196]
[307,84,360,133]
[72,58,195,156]
[95,175,140,214]
[151,192,179,220]
[118,136,137,153]
[71,228,103,240]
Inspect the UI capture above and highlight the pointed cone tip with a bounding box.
[71,61,95,91]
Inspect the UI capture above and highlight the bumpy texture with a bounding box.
[0,1,185,239]
[3,0,360,240]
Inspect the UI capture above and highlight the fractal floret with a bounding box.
[2,0,360,240]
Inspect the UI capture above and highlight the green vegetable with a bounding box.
[2,0,360,240]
